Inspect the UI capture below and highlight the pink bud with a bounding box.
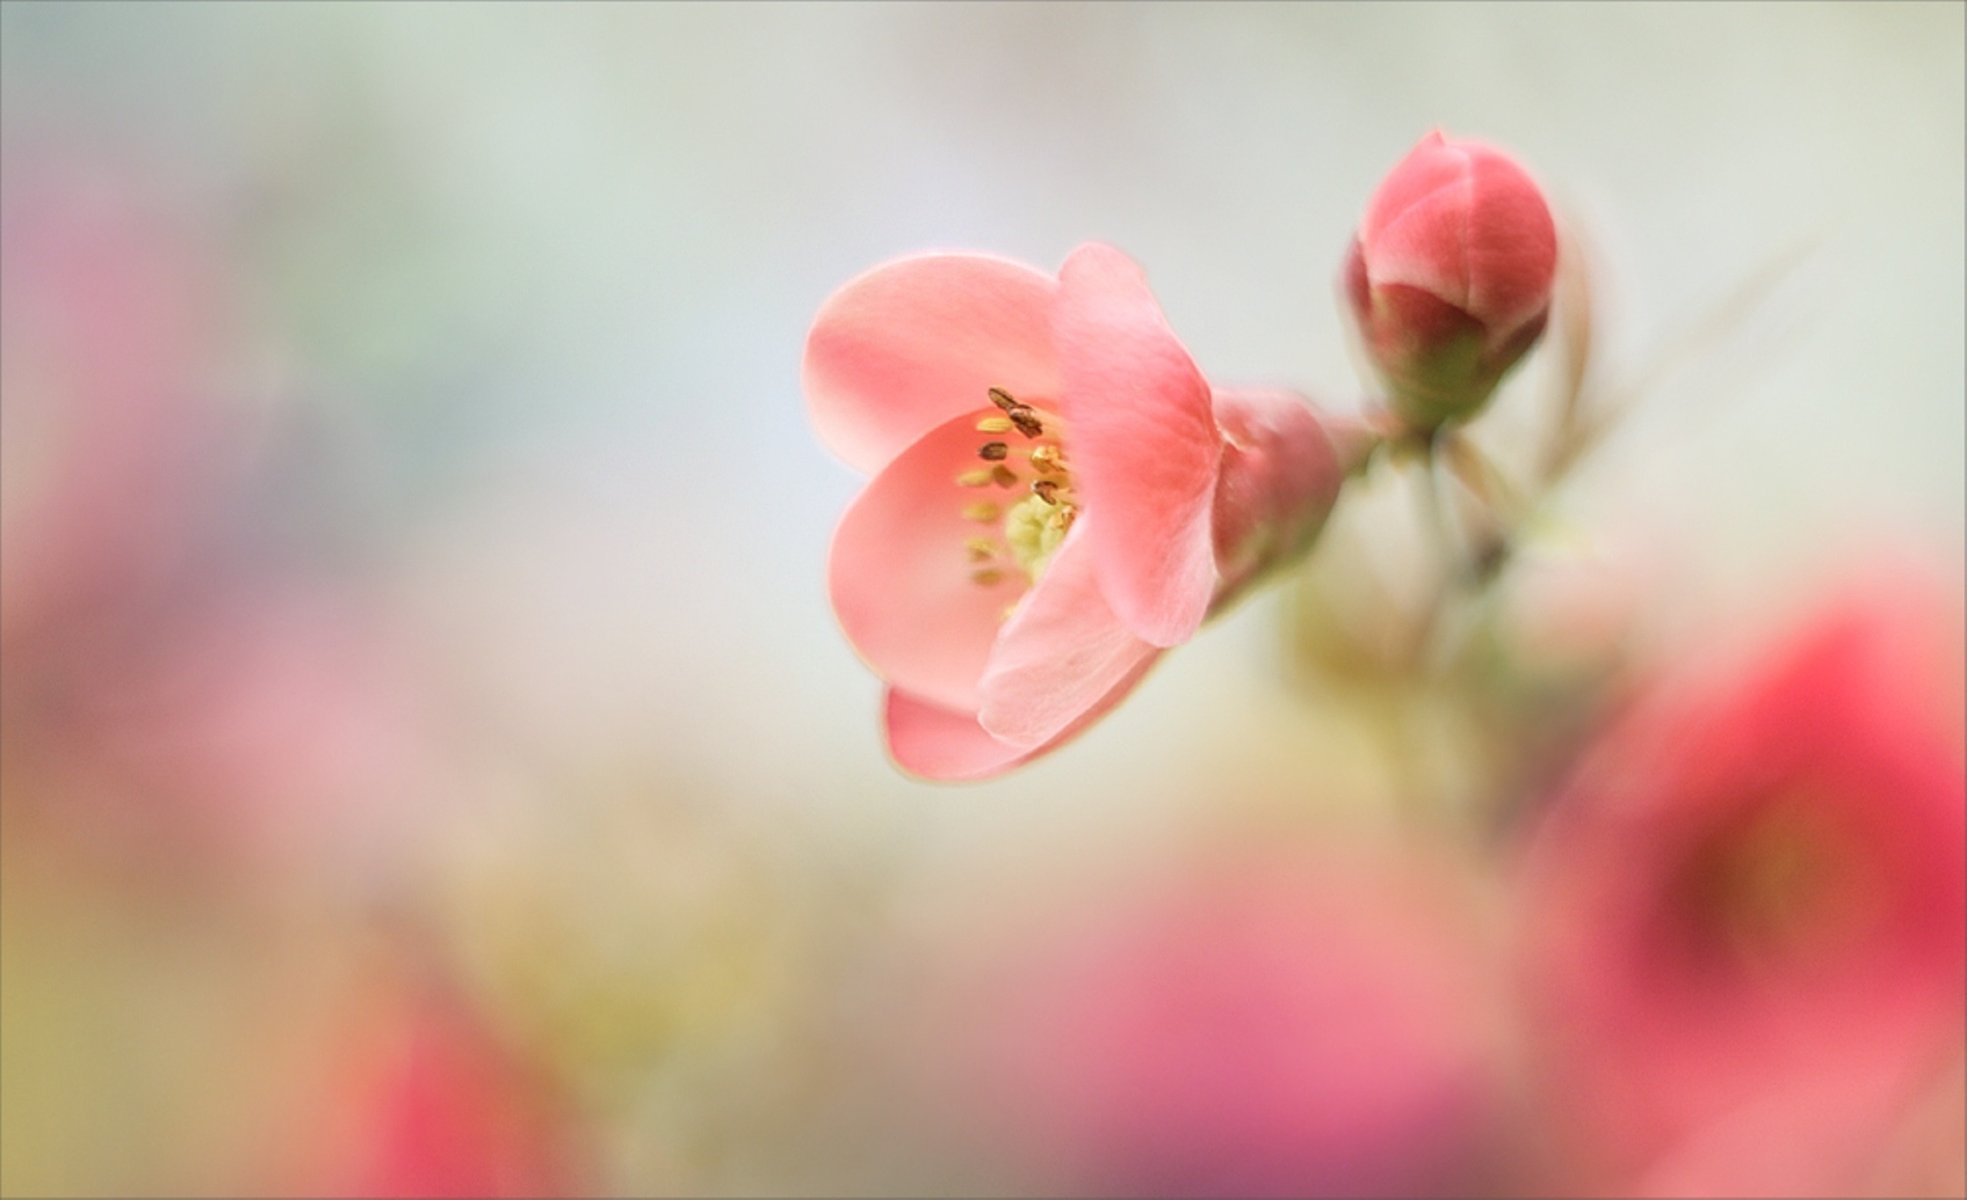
[1345,131,1557,427]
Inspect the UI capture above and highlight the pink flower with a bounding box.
[807,243,1357,780]
[1518,571,1967,1192]
[1344,130,1557,428]
[287,972,583,1198]
[954,849,1510,1197]
[0,169,235,652]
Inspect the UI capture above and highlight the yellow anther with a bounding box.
[957,468,995,487]
[991,464,1019,488]
[970,567,1005,587]
[963,501,1002,522]
[965,538,999,562]
[976,416,1015,433]
[1029,445,1063,474]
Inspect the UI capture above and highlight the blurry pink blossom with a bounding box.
[0,169,239,653]
[1519,570,1967,1194]
[292,972,582,1199]
[55,584,437,868]
[807,243,1359,780]
[1344,130,1557,428]
[960,849,1510,1197]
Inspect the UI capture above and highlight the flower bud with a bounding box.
[1344,131,1557,429]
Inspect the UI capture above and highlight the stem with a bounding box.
[1406,435,1465,669]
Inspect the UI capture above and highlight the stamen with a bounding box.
[965,538,999,562]
[1006,406,1044,438]
[1029,445,1063,474]
[970,567,1005,586]
[979,442,1009,461]
[1032,479,1061,505]
[963,501,1002,522]
[956,468,995,487]
[988,387,1019,413]
[991,464,1019,488]
[976,416,1014,433]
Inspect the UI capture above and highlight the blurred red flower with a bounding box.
[1519,570,1967,1194]
[289,967,585,1199]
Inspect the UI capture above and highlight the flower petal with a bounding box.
[1359,131,1462,246]
[1463,151,1559,339]
[1053,243,1220,647]
[829,412,1026,713]
[883,688,1042,782]
[1366,175,1475,311]
[977,525,1160,750]
[884,647,1162,783]
[804,253,1061,475]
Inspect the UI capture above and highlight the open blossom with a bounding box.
[806,243,1359,780]
[1518,572,1967,1193]
[1344,130,1557,428]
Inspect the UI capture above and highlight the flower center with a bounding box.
[954,387,1079,599]
[1672,787,1878,972]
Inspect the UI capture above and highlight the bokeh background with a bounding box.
[2,3,1962,1196]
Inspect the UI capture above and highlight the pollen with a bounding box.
[976,416,1015,433]
[1003,493,1076,582]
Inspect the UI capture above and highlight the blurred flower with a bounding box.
[807,243,1360,780]
[288,961,583,1199]
[0,163,443,876]
[0,168,238,653]
[1519,570,1967,1193]
[1344,131,1557,429]
[954,848,1510,1197]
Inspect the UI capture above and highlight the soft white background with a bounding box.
[5,0,1962,833]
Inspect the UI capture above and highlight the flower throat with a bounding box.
[955,387,1078,591]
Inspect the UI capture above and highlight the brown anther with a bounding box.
[970,567,1005,587]
[988,387,1019,413]
[956,468,995,487]
[1032,479,1061,505]
[1056,505,1078,532]
[979,442,1009,461]
[965,538,998,562]
[990,464,1019,488]
[1029,444,1062,474]
[962,501,1002,522]
[1006,406,1044,438]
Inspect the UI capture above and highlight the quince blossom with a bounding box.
[807,244,1356,780]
